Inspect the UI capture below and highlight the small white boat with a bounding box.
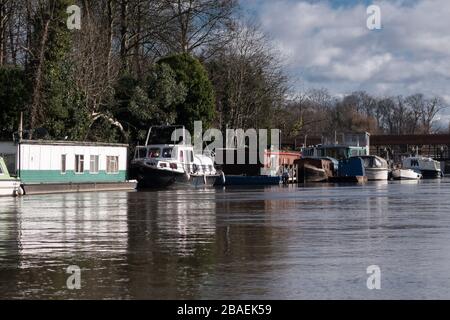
[0,157,22,197]
[391,169,422,180]
[402,156,442,179]
[353,155,389,181]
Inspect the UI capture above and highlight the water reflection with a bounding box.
[1,180,450,299]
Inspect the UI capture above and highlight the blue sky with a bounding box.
[240,0,450,122]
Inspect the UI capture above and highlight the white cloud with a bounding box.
[254,0,450,102]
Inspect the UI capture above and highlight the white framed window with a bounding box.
[90,155,99,174]
[61,154,67,174]
[106,156,119,174]
[75,155,85,174]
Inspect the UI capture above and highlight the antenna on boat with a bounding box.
[145,127,152,146]
[18,112,23,141]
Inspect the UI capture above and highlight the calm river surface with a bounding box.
[1,180,450,299]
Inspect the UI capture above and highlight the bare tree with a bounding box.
[160,0,237,55]
[422,97,446,134]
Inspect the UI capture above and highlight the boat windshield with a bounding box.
[148,148,161,158]
[162,148,173,158]
[321,147,349,160]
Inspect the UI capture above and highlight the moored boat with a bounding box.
[0,157,22,197]
[328,157,367,183]
[402,156,442,179]
[391,169,422,180]
[131,126,220,188]
[295,157,336,183]
[352,155,389,181]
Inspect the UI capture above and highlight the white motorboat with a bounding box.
[402,156,442,179]
[131,126,220,188]
[391,168,422,180]
[353,155,389,181]
[0,157,22,197]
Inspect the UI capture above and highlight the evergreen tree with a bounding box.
[28,0,88,140]
[157,53,216,132]
[0,67,30,140]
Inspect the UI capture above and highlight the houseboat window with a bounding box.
[75,155,84,173]
[106,156,119,174]
[162,148,173,158]
[61,154,66,174]
[90,155,99,174]
[148,148,160,158]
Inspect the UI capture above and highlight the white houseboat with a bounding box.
[0,140,136,194]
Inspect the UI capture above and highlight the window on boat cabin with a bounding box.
[90,155,99,174]
[162,148,173,158]
[61,154,66,174]
[180,150,184,162]
[190,151,194,163]
[75,155,84,174]
[106,156,119,174]
[147,148,160,158]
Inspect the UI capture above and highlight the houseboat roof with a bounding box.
[17,139,129,148]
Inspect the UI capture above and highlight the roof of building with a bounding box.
[18,139,129,148]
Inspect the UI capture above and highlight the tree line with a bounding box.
[274,89,448,143]
[0,0,447,147]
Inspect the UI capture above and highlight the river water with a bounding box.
[1,180,450,299]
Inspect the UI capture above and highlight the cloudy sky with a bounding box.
[242,0,450,110]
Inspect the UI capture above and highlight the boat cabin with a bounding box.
[133,144,216,176]
[302,145,368,160]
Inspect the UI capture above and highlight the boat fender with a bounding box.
[13,186,24,197]
[203,174,207,185]
[185,171,191,181]
[221,171,226,184]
